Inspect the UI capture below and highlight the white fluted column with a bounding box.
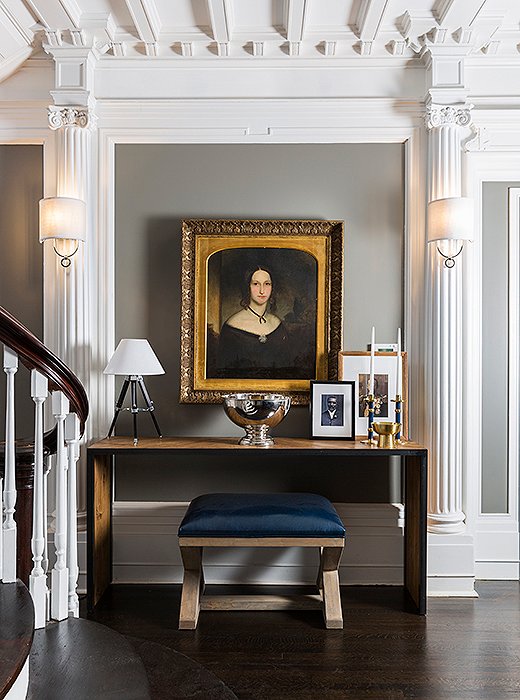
[425,104,472,534]
[46,106,95,517]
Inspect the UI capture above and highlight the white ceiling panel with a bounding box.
[154,0,209,31]
[483,0,520,28]
[305,0,351,31]
[231,0,284,33]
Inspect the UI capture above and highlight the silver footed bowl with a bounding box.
[223,393,291,447]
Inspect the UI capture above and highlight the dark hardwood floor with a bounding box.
[86,582,520,699]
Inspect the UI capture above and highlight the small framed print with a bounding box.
[310,380,355,440]
[338,351,408,438]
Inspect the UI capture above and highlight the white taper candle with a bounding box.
[397,328,402,397]
[369,326,375,394]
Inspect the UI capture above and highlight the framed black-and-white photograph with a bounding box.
[310,380,355,439]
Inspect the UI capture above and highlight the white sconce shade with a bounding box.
[427,197,474,243]
[39,196,86,242]
[104,339,165,376]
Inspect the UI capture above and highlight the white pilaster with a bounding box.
[425,100,476,596]
[43,41,97,522]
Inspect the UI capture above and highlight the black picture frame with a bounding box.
[310,380,355,440]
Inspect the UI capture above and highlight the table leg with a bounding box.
[404,454,427,614]
[87,453,113,612]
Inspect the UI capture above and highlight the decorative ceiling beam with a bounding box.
[0,1,35,45]
[433,0,489,28]
[123,0,161,44]
[207,0,231,43]
[25,0,80,30]
[353,0,388,41]
[285,0,307,42]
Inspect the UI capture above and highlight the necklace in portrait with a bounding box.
[247,306,268,343]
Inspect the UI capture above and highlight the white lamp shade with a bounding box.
[39,197,86,242]
[427,197,474,243]
[104,339,165,376]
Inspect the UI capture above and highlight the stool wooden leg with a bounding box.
[179,546,203,630]
[316,547,324,592]
[321,546,344,629]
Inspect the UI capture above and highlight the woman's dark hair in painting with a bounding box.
[239,265,277,312]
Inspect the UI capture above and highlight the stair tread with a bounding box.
[0,580,34,699]
[27,617,150,700]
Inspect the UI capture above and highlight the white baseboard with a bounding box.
[112,501,405,586]
[427,533,477,597]
[474,516,519,581]
[475,562,520,579]
[48,504,518,597]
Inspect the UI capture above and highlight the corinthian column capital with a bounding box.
[48,106,96,131]
[425,103,473,130]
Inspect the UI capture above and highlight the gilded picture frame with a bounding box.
[180,219,344,404]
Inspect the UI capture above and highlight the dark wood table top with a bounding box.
[88,436,428,456]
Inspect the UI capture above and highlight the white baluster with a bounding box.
[42,455,52,576]
[2,348,18,582]
[43,454,52,622]
[29,370,48,628]
[65,413,80,617]
[51,391,69,620]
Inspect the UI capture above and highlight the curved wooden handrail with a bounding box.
[0,305,88,443]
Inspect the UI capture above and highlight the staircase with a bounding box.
[0,581,33,699]
[0,306,150,699]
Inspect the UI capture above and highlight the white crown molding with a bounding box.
[0,100,50,134]
[93,97,424,135]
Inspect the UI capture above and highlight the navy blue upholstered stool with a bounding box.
[177,493,346,630]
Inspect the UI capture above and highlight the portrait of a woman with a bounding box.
[205,248,317,380]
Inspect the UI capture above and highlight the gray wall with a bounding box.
[0,145,43,439]
[114,143,404,502]
[481,182,519,513]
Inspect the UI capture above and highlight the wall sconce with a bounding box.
[39,196,86,268]
[427,196,474,268]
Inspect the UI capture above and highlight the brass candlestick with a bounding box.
[361,393,377,445]
[391,394,406,442]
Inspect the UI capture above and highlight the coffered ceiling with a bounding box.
[1,1,519,80]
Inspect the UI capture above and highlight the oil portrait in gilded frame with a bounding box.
[179,219,344,404]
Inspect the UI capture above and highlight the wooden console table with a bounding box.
[87,437,428,615]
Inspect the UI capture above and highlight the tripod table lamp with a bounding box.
[104,339,164,445]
